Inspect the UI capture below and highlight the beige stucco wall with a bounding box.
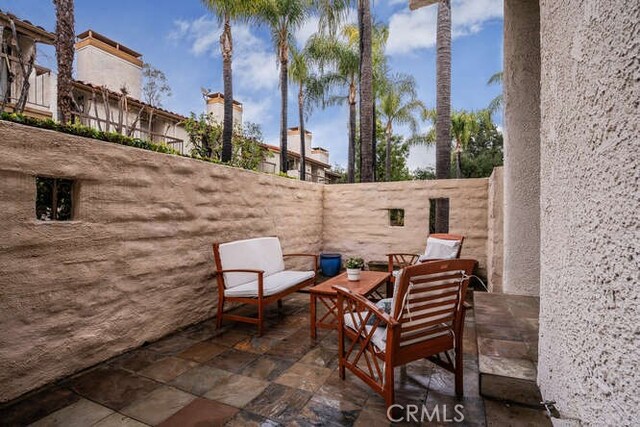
[502,0,541,296]
[0,121,501,402]
[0,121,323,402]
[487,167,504,292]
[76,45,142,100]
[322,178,489,276]
[537,0,640,424]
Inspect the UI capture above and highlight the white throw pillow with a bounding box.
[419,237,460,262]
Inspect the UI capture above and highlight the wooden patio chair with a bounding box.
[212,237,318,335]
[336,259,476,408]
[387,233,465,287]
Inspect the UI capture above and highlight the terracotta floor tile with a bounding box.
[207,348,259,373]
[29,398,113,427]
[274,362,333,392]
[67,367,159,410]
[203,373,269,408]
[177,341,227,363]
[120,385,196,425]
[240,355,294,381]
[170,364,233,396]
[298,395,361,426]
[92,412,148,427]
[224,410,283,427]
[245,383,312,423]
[138,356,198,383]
[157,397,239,427]
[108,348,166,372]
[0,386,79,426]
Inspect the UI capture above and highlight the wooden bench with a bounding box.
[212,237,318,335]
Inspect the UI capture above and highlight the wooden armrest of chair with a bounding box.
[386,253,421,273]
[283,253,319,272]
[335,286,399,328]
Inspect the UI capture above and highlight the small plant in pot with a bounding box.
[345,257,365,281]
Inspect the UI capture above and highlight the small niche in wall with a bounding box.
[389,209,405,227]
[35,177,75,221]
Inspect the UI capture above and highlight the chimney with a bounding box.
[75,30,143,99]
[205,93,243,125]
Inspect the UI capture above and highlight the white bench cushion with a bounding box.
[419,237,460,262]
[218,237,285,288]
[224,270,315,298]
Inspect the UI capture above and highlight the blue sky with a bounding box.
[2,0,503,170]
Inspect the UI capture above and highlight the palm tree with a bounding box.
[306,23,387,183]
[289,47,320,181]
[53,0,75,124]
[306,32,358,182]
[451,110,478,178]
[410,0,451,231]
[377,74,426,181]
[487,71,503,116]
[358,0,374,182]
[313,0,353,34]
[202,0,255,163]
[258,0,310,174]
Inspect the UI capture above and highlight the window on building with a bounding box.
[35,177,75,221]
[389,209,405,227]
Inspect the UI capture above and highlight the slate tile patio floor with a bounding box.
[1,289,551,426]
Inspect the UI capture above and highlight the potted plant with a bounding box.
[345,257,365,281]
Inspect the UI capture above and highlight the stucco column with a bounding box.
[502,0,541,296]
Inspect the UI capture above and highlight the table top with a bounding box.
[309,271,391,296]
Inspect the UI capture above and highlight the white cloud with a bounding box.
[387,0,503,55]
[240,96,274,124]
[168,16,279,90]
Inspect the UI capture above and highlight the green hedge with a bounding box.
[0,112,222,163]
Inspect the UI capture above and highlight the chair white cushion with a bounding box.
[343,312,388,352]
[419,237,460,262]
[218,237,285,288]
[224,270,315,298]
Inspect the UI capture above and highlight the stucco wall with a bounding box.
[322,178,489,276]
[0,121,501,402]
[76,45,142,100]
[0,121,323,402]
[487,167,504,292]
[537,0,640,424]
[502,0,541,296]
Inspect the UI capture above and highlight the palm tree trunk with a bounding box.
[298,83,306,181]
[221,14,233,163]
[385,124,392,181]
[53,0,75,124]
[435,0,452,232]
[455,140,462,178]
[279,47,289,174]
[358,0,374,182]
[347,85,356,183]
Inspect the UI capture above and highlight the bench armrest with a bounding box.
[215,269,265,295]
[283,253,319,273]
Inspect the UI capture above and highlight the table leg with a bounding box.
[386,278,393,298]
[310,293,317,340]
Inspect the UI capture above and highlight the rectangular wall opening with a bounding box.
[429,198,449,233]
[36,177,75,221]
[388,209,405,227]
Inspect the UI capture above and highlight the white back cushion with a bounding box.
[218,237,285,288]
[420,237,460,261]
